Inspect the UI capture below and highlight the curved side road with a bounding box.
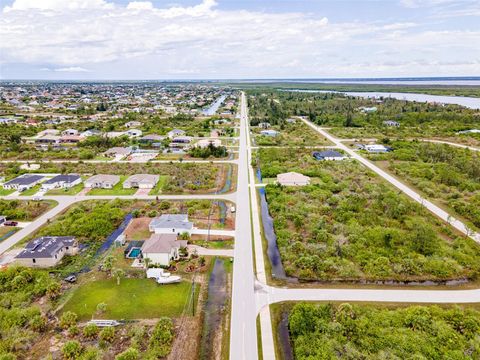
[300,118,480,243]
[0,193,235,255]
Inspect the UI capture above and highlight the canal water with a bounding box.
[277,311,294,360]
[287,89,480,109]
[202,95,227,116]
[256,169,288,280]
[200,258,228,359]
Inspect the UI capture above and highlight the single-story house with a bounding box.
[139,134,165,144]
[103,147,132,157]
[15,236,79,268]
[85,174,120,189]
[364,144,392,153]
[149,214,194,235]
[167,129,186,139]
[258,122,271,129]
[383,120,400,127]
[81,129,102,137]
[260,130,278,137]
[172,136,192,143]
[3,174,44,191]
[359,106,377,113]
[141,234,187,267]
[41,174,82,190]
[59,135,84,144]
[125,121,142,128]
[313,150,346,161]
[0,216,6,225]
[62,129,79,136]
[276,172,311,186]
[123,174,159,189]
[127,129,143,138]
[196,139,222,148]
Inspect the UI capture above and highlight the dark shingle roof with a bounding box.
[4,174,43,186]
[16,236,76,259]
[43,174,80,185]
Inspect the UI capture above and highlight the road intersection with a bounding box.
[1,92,479,359]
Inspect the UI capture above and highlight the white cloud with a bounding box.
[0,0,479,78]
[126,1,154,11]
[53,66,90,72]
[3,0,114,12]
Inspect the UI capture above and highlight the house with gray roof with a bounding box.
[149,214,194,235]
[123,174,159,189]
[15,236,78,267]
[3,174,44,191]
[313,150,346,161]
[85,174,120,189]
[141,234,187,266]
[41,174,82,190]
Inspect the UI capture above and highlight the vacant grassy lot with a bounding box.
[262,157,480,282]
[62,278,192,320]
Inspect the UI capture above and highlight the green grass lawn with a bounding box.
[148,175,170,195]
[21,185,42,196]
[46,183,84,196]
[87,176,136,196]
[0,188,14,196]
[62,278,193,320]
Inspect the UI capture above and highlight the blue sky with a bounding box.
[0,0,479,79]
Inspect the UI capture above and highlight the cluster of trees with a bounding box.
[188,143,228,159]
[0,266,60,358]
[288,302,480,359]
[372,141,480,229]
[264,160,480,281]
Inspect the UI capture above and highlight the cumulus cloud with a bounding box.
[0,0,479,78]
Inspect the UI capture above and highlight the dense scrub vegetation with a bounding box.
[259,150,480,281]
[0,266,60,358]
[0,200,54,221]
[370,141,480,229]
[247,90,480,145]
[288,302,480,359]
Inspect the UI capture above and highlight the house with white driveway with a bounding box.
[85,174,120,189]
[123,174,159,189]
[149,214,194,235]
[41,174,82,190]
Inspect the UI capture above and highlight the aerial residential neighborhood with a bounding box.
[1,0,480,360]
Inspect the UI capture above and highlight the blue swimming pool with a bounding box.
[128,248,141,258]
